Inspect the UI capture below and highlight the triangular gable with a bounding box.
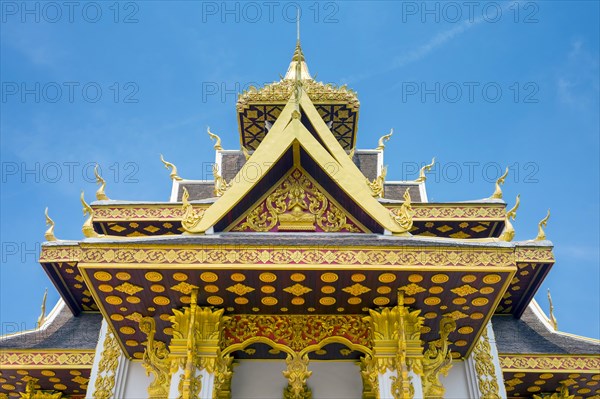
[189,90,401,234]
[227,167,368,233]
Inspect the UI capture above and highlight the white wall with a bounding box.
[441,361,472,399]
[121,360,152,399]
[231,360,363,399]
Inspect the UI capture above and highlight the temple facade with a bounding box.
[1,40,598,399]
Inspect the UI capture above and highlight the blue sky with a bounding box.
[1,1,598,339]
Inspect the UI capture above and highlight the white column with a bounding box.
[86,319,128,399]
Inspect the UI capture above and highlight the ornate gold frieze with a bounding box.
[283,353,312,399]
[473,328,500,399]
[139,317,170,399]
[422,317,457,399]
[237,79,359,112]
[77,245,516,267]
[93,329,121,399]
[499,355,600,371]
[0,350,95,368]
[231,169,361,233]
[222,314,371,353]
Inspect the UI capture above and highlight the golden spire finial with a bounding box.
[207,126,223,151]
[36,288,48,329]
[535,209,550,241]
[376,129,393,150]
[415,157,436,183]
[547,288,558,331]
[44,207,57,242]
[293,8,304,62]
[499,194,520,242]
[94,164,109,201]
[490,167,509,199]
[160,154,183,181]
[81,191,101,238]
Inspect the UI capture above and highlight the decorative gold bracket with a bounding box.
[213,164,231,197]
[283,353,312,399]
[422,317,457,399]
[180,187,204,233]
[139,317,171,399]
[94,164,109,201]
[390,188,415,236]
[414,157,435,183]
[367,166,387,198]
[499,194,520,242]
[44,207,57,241]
[160,154,183,181]
[490,167,508,199]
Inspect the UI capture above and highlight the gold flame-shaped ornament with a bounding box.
[490,167,509,199]
[160,154,183,181]
[535,209,550,241]
[181,187,204,232]
[207,126,223,151]
[94,164,109,201]
[414,157,436,183]
[376,129,393,150]
[44,207,57,241]
[36,288,48,329]
[499,194,520,242]
[390,188,415,235]
[81,191,102,238]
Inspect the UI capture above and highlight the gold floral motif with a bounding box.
[93,329,121,399]
[473,328,501,399]
[114,282,143,296]
[450,284,478,297]
[400,283,426,296]
[171,281,199,295]
[232,169,360,233]
[422,317,457,399]
[226,283,255,296]
[283,283,312,296]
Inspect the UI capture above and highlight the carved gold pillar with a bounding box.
[364,292,424,399]
[167,292,231,399]
[139,316,171,399]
